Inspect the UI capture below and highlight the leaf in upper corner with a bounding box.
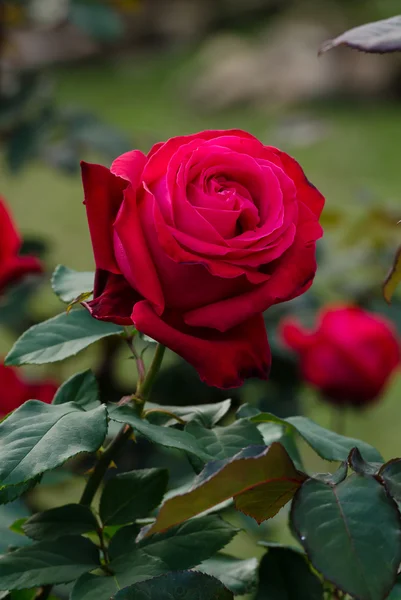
[51,265,94,304]
[114,571,233,600]
[0,401,107,488]
[256,546,323,599]
[99,468,169,526]
[197,555,258,595]
[0,536,100,590]
[291,474,401,600]
[384,246,401,303]
[5,309,124,365]
[52,370,99,409]
[23,504,98,541]
[320,16,401,55]
[146,443,306,535]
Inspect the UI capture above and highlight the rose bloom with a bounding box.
[82,129,324,388]
[0,196,42,293]
[281,306,400,407]
[0,363,58,417]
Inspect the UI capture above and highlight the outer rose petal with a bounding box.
[0,255,42,293]
[81,162,127,274]
[113,186,165,313]
[269,148,325,218]
[132,301,271,389]
[110,150,147,186]
[84,270,139,326]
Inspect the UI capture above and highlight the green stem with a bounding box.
[137,344,165,404]
[79,425,132,506]
[79,343,166,507]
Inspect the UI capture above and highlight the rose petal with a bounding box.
[184,204,322,331]
[132,301,271,389]
[113,186,165,313]
[81,162,127,274]
[144,129,259,183]
[83,270,139,326]
[268,148,325,218]
[111,150,147,187]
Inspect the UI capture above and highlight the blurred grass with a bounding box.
[1,54,401,474]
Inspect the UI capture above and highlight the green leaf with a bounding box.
[0,535,100,590]
[256,546,323,599]
[9,518,28,536]
[380,459,401,504]
[114,571,233,600]
[52,370,99,408]
[320,16,401,55]
[0,401,107,487]
[70,1,124,42]
[110,515,237,565]
[0,481,39,506]
[0,501,31,552]
[5,310,124,366]
[51,266,94,304]
[197,555,258,595]
[23,504,98,541]
[110,405,212,461]
[71,515,237,600]
[145,399,232,428]
[348,447,382,476]
[185,420,264,461]
[100,468,169,526]
[250,413,382,462]
[384,246,401,303]
[291,474,401,600]
[70,573,118,600]
[146,443,306,535]
[314,461,348,485]
[238,405,303,470]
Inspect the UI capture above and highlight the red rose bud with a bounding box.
[0,363,58,417]
[280,306,400,407]
[81,130,324,388]
[0,196,42,294]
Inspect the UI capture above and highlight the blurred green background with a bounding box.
[1,1,401,588]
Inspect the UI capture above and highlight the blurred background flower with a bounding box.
[280,305,400,409]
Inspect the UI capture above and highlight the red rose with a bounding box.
[0,196,42,293]
[280,306,400,407]
[81,129,324,388]
[0,363,58,417]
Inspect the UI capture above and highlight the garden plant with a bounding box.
[0,13,401,600]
